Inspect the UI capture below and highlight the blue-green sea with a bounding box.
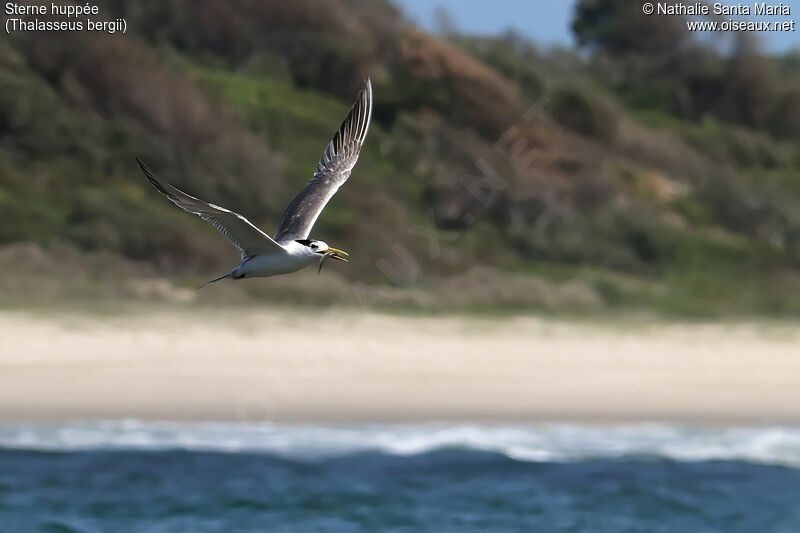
[1,421,799,532]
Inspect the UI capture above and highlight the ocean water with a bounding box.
[1,422,800,532]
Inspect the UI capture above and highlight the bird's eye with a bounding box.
[310,244,317,250]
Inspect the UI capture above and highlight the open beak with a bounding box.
[317,247,349,274]
[325,247,349,262]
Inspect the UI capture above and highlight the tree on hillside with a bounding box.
[572,0,779,133]
[717,33,774,126]
[572,0,690,62]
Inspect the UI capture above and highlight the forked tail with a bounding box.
[198,269,237,288]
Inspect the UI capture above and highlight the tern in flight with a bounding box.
[137,78,372,284]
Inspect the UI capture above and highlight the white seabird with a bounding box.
[137,78,373,284]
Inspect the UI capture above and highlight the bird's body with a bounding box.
[137,78,373,284]
[233,241,320,279]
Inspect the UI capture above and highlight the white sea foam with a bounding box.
[1,421,800,467]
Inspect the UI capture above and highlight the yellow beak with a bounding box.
[317,247,349,274]
[325,247,349,262]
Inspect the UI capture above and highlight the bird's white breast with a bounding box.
[237,245,315,278]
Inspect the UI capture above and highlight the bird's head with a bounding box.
[296,239,349,273]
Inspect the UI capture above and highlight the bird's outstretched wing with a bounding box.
[137,159,285,258]
[274,78,373,243]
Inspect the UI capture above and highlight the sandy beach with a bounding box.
[1,308,798,424]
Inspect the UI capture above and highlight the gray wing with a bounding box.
[137,159,286,259]
[274,78,373,243]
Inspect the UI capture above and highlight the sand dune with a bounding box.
[1,309,798,423]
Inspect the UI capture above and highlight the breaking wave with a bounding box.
[2,420,800,467]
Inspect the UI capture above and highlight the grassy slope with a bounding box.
[2,12,800,317]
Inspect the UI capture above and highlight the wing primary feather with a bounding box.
[136,158,285,258]
[274,78,373,243]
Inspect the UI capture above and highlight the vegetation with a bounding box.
[1,0,799,318]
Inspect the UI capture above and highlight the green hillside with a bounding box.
[2,0,800,317]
